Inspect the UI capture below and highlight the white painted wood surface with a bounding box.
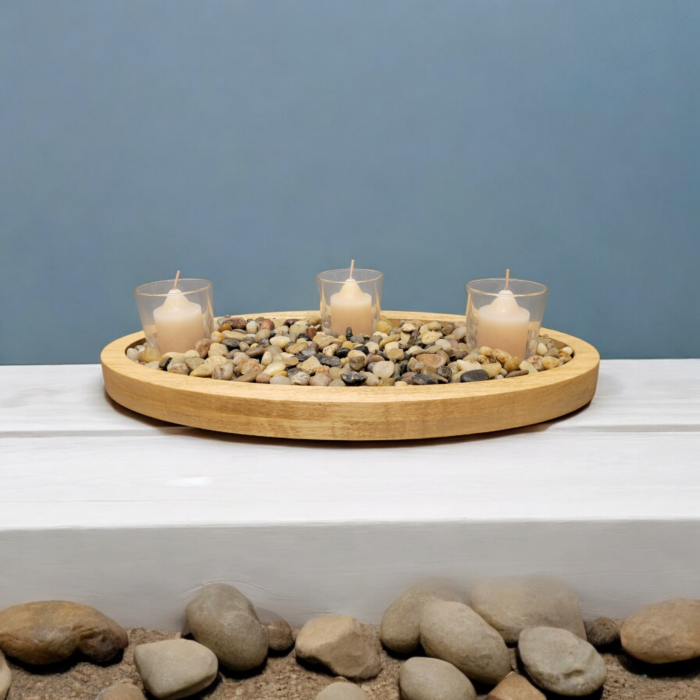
[0,360,698,630]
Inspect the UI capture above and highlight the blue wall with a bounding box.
[1,0,699,364]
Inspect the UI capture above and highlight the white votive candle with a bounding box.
[330,278,373,336]
[153,289,205,353]
[476,289,530,359]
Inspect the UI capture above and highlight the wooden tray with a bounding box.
[101,310,600,441]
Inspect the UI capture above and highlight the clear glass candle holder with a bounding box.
[316,268,384,337]
[134,278,215,353]
[466,278,548,361]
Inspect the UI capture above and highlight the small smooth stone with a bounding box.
[185,357,205,371]
[536,342,548,356]
[505,370,528,379]
[329,366,344,380]
[186,584,267,672]
[481,363,502,379]
[422,331,442,344]
[400,657,476,700]
[562,346,573,355]
[260,319,275,330]
[416,353,445,369]
[401,372,415,384]
[210,331,224,343]
[395,380,408,386]
[492,349,511,365]
[245,346,266,358]
[381,582,463,655]
[190,364,214,378]
[372,360,395,379]
[208,343,228,357]
[488,673,545,700]
[438,367,453,381]
[158,357,172,370]
[348,355,367,371]
[255,372,271,383]
[228,317,247,329]
[420,600,510,685]
[471,577,585,644]
[318,354,342,368]
[246,321,259,334]
[309,373,332,387]
[163,352,187,362]
[452,326,467,340]
[296,615,382,680]
[413,374,439,385]
[270,375,292,385]
[376,321,393,334]
[0,651,10,700]
[0,601,127,665]
[141,347,162,363]
[379,334,399,348]
[264,361,287,377]
[362,372,380,386]
[212,363,234,381]
[134,639,217,700]
[541,356,560,370]
[237,358,261,375]
[519,627,606,696]
[329,379,345,386]
[341,371,367,386]
[520,361,538,375]
[379,378,395,386]
[300,356,321,375]
[164,361,187,375]
[455,360,481,373]
[525,356,544,371]
[255,608,295,653]
[315,682,367,700]
[621,598,700,663]
[460,369,490,383]
[350,334,365,344]
[291,371,310,386]
[96,684,146,700]
[270,335,291,349]
[235,370,260,382]
[126,347,140,362]
[585,617,620,648]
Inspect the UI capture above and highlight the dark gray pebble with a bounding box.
[223,339,240,352]
[158,357,172,370]
[335,347,351,359]
[318,354,342,367]
[341,371,367,386]
[413,374,439,385]
[460,369,490,382]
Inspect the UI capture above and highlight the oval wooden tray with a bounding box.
[101,310,600,441]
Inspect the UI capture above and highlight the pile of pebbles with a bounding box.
[127,315,575,387]
[0,579,698,700]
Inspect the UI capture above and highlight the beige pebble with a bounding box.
[186,357,205,371]
[212,363,234,380]
[184,349,200,359]
[541,356,561,370]
[536,342,548,356]
[372,361,395,379]
[270,375,292,385]
[525,355,544,371]
[520,361,538,375]
[208,343,228,357]
[204,355,227,367]
[264,361,287,377]
[145,361,160,369]
[163,352,187,362]
[126,348,140,362]
[562,346,573,356]
[422,331,442,345]
[210,331,224,343]
[191,364,214,378]
[362,372,380,387]
[270,335,291,349]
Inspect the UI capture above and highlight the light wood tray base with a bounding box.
[101,311,600,441]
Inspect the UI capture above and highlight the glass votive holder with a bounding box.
[134,278,215,354]
[316,268,384,337]
[465,278,548,361]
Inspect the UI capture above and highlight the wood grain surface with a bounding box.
[101,311,600,440]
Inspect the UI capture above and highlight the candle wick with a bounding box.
[349,260,355,281]
[505,268,510,291]
[173,270,181,290]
